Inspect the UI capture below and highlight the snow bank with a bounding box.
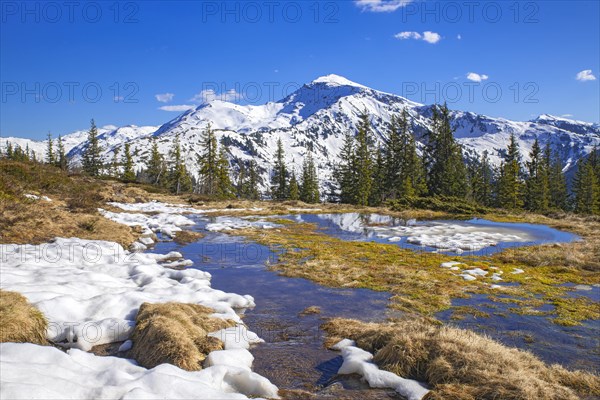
[206,216,280,232]
[332,340,429,400]
[0,238,255,351]
[108,201,204,215]
[0,343,279,400]
[24,193,52,202]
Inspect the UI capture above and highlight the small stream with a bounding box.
[152,217,401,397]
[151,212,597,397]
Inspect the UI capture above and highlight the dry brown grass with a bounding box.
[0,290,47,345]
[129,302,236,371]
[489,213,600,274]
[298,306,322,316]
[323,318,600,400]
[173,230,205,245]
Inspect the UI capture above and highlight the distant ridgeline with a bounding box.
[2,75,599,214]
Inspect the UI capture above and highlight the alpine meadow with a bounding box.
[1,1,599,400]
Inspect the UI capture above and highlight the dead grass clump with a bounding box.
[0,290,47,345]
[129,302,236,371]
[173,230,205,245]
[298,306,322,316]
[323,318,600,400]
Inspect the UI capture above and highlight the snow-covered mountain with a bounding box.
[3,74,599,195]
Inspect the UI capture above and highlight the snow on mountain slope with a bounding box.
[68,125,159,162]
[3,75,599,196]
[0,128,100,161]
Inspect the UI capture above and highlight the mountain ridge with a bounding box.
[2,75,599,194]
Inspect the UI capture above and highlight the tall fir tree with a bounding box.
[398,110,426,198]
[424,104,467,198]
[121,143,136,182]
[168,133,192,194]
[544,143,567,210]
[46,132,56,165]
[215,144,234,199]
[197,123,219,195]
[300,152,320,203]
[56,135,68,170]
[82,119,103,176]
[524,138,549,212]
[289,170,300,201]
[383,115,402,200]
[496,132,524,209]
[335,131,356,204]
[354,112,374,206]
[370,146,386,206]
[573,156,599,214]
[271,138,288,200]
[236,160,247,198]
[246,160,261,200]
[471,151,494,206]
[146,137,165,185]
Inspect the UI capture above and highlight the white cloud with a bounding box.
[561,114,573,118]
[355,0,413,12]
[190,89,241,104]
[158,105,195,112]
[394,31,441,44]
[466,72,489,82]
[155,93,175,103]
[575,69,596,82]
[457,34,462,40]
[422,31,441,44]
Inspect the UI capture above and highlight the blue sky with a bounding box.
[1,0,599,139]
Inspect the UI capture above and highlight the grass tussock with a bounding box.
[0,290,47,345]
[323,318,600,400]
[129,302,236,371]
[173,230,205,245]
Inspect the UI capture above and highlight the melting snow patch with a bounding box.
[440,261,463,269]
[512,268,525,274]
[0,238,254,351]
[0,343,279,400]
[332,340,429,400]
[99,208,195,242]
[24,194,51,202]
[206,216,279,232]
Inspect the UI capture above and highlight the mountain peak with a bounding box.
[310,74,366,88]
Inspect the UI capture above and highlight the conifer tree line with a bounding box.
[2,112,598,214]
[269,138,320,203]
[332,104,600,215]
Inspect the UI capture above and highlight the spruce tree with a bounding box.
[6,142,13,159]
[398,110,425,198]
[472,151,494,206]
[524,139,549,212]
[543,143,567,210]
[236,160,247,198]
[146,137,165,185]
[573,157,599,214]
[215,144,234,199]
[424,104,467,198]
[271,138,288,200]
[46,132,56,165]
[335,131,356,204]
[289,170,300,201]
[496,132,524,209]
[300,152,320,203]
[168,133,192,194]
[384,115,402,200]
[56,135,68,170]
[354,112,374,206]
[197,123,219,195]
[370,146,386,206]
[82,119,103,176]
[121,143,136,182]
[246,160,261,200]
[110,147,121,178]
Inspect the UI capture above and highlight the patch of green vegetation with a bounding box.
[231,220,599,326]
